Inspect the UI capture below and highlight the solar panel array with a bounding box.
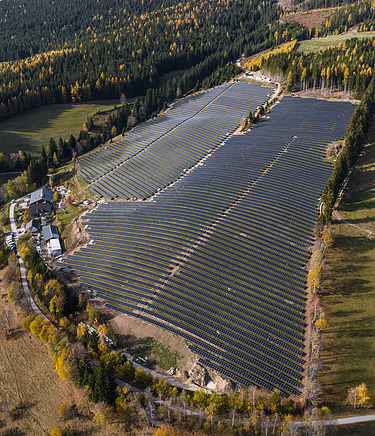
[62,96,356,396]
[79,82,271,199]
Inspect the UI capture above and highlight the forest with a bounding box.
[320,0,375,35]
[0,0,308,122]
[256,36,375,97]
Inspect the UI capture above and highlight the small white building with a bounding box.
[48,238,62,258]
[25,219,40,233]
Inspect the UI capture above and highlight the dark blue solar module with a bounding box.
[62,95,356,396]
[79,82,271,199]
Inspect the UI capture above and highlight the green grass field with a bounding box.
[320,131,375,413]
[152,340,181,370]
[0,172,21,186]
[329,421,375,435]
[298,31,375,54]
[0,101,118,156]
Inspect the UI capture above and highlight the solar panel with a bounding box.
[64,94,356,396]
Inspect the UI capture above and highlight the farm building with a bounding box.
[42,225,60,243]
[30,188,53,205]
[42,224,62,257]
[30,188,53,214]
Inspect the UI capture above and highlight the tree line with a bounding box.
[252,37,375,98]
[321,75,375,220]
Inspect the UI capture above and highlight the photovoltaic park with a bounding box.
[79,82,271,199]
[63,82,356,397]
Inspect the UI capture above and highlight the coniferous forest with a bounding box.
[0,0,308,121]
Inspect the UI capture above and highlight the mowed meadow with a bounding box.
[320,124,375,412]
[298,31,375,54]
[0,101,118,156]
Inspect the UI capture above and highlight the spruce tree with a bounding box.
[78,354,92,387]
[90,361,117,404]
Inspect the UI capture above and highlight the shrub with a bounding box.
[22,313,36,331]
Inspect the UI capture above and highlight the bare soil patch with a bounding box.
[292,88,360,104]
[101,301,198,376]
[282,8,336,30]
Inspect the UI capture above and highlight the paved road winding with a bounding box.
[9,200,47,320]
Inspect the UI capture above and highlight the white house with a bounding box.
[48,238,62,258]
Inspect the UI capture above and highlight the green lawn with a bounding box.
[152,340,181,370]
[0,172,20,186]
[298,31,375,54]
[320,134,375,412]
[0,101,118,156]
[55,203,83,249]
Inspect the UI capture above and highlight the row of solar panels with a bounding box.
[61,96,356,395]
[79,84,232,181]
[79,82,272,199]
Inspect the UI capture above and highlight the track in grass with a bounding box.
[63,96,355,396]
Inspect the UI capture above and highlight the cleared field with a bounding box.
[62,96,355,396]
[0,101,117,156]
[320,130,375,412]
[240,77,273,87]
[282,8,336,31]
[298,31,375,53]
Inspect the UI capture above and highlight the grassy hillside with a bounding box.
[0,295,77,434]
[298,31,375,53]
[320,125,375,412]
[0,101,118,156]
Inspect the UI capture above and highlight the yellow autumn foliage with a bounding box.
[245,40,298,71]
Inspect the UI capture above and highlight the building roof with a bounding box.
[26,219,39,231]
[30,203,52,213]
[42,224,60,241]
[30,188,53,205]
[49,238,61,251]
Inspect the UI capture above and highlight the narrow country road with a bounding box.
[292,413,375,428]
[9,199,48,320]
[331,414,375,426]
